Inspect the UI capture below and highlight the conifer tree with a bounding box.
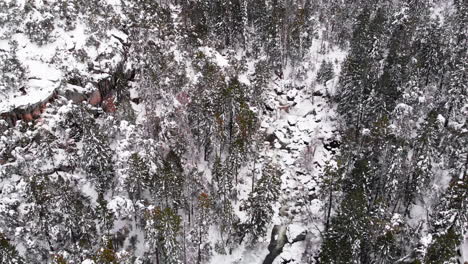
[0,233,24,264]
[240,162,281,243]
[145,207,182,264]
[336,7,372,136]
[125,152,150,203]
[316,60,334,85]
[81,119,115,194]
[319,158,372,263]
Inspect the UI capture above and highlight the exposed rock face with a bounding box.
[88,90,102,106]
[0,64,134,127]
[0,91,57,126]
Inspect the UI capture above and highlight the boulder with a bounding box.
[32,108,42,118]
[23,113,33,122]
[88,90,102,106]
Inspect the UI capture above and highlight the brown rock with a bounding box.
[23,113,33,122]
[103,96,116,112]
[88,90,102,106]
[32,107,42,118]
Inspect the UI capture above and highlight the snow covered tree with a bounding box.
[376,21,411,116]
[157,150,185,209]
[266,0,285,73]
[0,40,27,99]
[425,177,467,264]
[125,152,150,203]
[0,233,24,264]
[336,7,373,136]
[188,193,213,264]
[316,60,334,85]
[96,193,115,238]
[403,110,442,215]
[23,4,56,45]
[53,178,97,262]
[93,239,119,264]
[319,158,372,263]
[213,156,233,203]
[81,118,115,194]
[240,162,281,244]
[144,207,182,264]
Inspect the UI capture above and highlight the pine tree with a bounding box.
[266,0,285,73]
[190,193,213,264]
[0,40,27,99]
[157,150,185,209]
[412,16,445,87]
[54,178,97,261]
[336,7,373,136]
[403,110,441,215]
[94,239,119,264]
[240,162,281,244]
[96,193,115,238]
[319,158,372,263]
[144,207,182,264]
[0,233,24,264]
[125,152,150,203]
[316,60,334,85]
[81,118,115,194]
[425,177,467,264]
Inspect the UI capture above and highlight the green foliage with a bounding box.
[157,150,185,209]
[81,117,115,194]
[240,162,281,243]
[320,158,373,263]
[126,153,150,202]
[145,207,182,264]
[94,240,118,264]
[316,60,334,85]
[51,254,68,264]
[234,102,257,151]
[425,228,460,264]
[0,233,24,264]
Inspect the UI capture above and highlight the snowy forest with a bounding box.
[0,0,466,263]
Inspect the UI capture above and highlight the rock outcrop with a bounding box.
[1,65,135,127]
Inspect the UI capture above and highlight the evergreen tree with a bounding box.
[316,60,334,85]
[81,118,115,194]
[54,178,97,261]
[125,152,150,203]
[144,207,182,264]
[189,193,213,264]
[266,0,285,73]
[240,162,281,244]
[376,3,419,117]
[96,193,115,238]
[319,158,372,263]
[403,110,441,215]
[0,233,24,264]
[146,150,185,209]
[336,7,373,136]
[425,177,467,264]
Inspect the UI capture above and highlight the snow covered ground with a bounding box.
[205,39,347,263]
[0,20,127,114]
